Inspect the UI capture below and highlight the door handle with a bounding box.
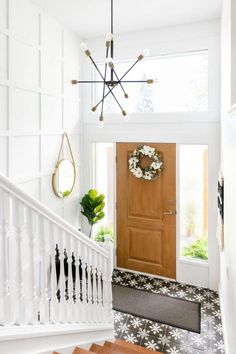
[163,210,177,215]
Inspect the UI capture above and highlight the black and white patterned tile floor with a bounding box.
[112,269,225,354]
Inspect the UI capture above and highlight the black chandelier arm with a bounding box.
[100,47,110,119]
[105,85,125,113]
[87,53,125,112]
[112,67,128,98]
[120,59,140,81]
[89,56,106,82]
[95,58,144,103]
[72,80,154,84]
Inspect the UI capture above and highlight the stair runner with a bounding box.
[53,339,163,354]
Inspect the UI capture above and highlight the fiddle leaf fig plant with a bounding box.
[80,189,105,238]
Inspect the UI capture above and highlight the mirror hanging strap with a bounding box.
[56,132,76,167]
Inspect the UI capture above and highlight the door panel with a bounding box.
[116,143,176,279]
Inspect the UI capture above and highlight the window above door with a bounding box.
[93,50,208,114]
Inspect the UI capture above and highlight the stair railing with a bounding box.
[0,173,113,327]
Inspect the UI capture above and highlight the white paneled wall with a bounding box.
[0,0,82,227]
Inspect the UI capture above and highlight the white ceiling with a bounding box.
[32,0,222,39]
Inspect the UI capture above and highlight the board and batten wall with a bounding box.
[0,0,82,227]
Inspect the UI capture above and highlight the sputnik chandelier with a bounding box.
[71,0,155,126]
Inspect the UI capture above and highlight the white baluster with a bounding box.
[48,223,59,324]
[101,256,107,323]
[87,248,92,322]
[103,237,114,324]
[58,230,66,323]
[81,243,87,323]
[66,233,73,323]
[38,216,49,324]
[25,208,38,324]
[97,254,103,323]
[0,190,10,325]
[92,252,98,323]
[74,238,81,323]
[12,198,25,325]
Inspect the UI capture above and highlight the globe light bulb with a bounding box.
[105,57,114,64]
[98,119,104,128]
[80,42,88,51]
[124,114,130,122]
[105,32,113,42]
[142,48,150,57]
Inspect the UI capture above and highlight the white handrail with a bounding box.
[0,173,108,258]
[0,172,114,328]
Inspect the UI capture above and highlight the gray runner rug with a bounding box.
[112,284,201,333]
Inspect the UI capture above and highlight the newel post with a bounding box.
[103,236,114,324]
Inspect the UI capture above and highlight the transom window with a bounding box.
[93,50,208,113]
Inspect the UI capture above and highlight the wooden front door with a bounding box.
[116,143,176,279]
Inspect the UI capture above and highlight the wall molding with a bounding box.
[0,0,82,227]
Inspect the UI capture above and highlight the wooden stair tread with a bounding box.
[72,347,96,354]
[114,340,163,354]
[54,339,163,354]
[102,341,163,354]
[90,343,104,354]
[103,341,139,354]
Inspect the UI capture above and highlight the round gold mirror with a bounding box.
[52,159,76,198]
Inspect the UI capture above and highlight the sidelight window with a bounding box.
[179,145,208,261]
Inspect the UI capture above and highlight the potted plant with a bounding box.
[94,225,114,245]
[80,189,105,238]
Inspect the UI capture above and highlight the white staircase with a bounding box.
[0,173,114,354]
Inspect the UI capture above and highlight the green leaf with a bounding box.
[88,189,98,199]
[94,202,105,213]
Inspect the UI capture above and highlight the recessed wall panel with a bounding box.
[41,15,62,58]
[0,85,8,130]
[64,30,80,67]
[12,0,39,46]
[64,99,79,132]
[12,39,39,89]
[0,137,8,175]
[0,0,8,30]
[0,33,8,80]
[41,94,63,131]
[41,54,62,95]
[13,136,39,178]
[13,88,40,131]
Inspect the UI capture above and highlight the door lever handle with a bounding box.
[163,210,177,215]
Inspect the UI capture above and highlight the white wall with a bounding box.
[220,0,236,353]
[0,0,82,227]
[81,20,221,290]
